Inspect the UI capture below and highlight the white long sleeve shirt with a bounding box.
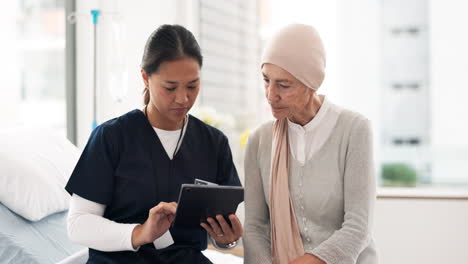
[287,96,341,165]
[67,194,139,252]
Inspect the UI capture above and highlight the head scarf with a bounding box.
[262,23,326,90]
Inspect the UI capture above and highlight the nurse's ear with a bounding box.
[141,69,149,88]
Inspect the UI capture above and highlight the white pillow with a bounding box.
[0,127,80,221]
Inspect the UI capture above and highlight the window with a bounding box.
[0,0,67,135]
[197,0,261,115]
[258,0,468,189]
[194,0,261,176]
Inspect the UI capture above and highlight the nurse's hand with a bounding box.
[200,214,243,247]
[131,202,177,249]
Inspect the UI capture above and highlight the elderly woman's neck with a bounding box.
[289,94,324,126]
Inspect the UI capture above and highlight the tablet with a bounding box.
[172,184,244,229]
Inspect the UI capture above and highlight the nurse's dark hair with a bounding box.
[141,24,203,105]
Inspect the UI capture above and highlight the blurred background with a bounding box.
[0,0,467,263]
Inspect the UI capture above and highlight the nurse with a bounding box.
[65,24,242,264]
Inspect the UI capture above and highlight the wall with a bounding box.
[429,0,468,184]
[374,198,468,264]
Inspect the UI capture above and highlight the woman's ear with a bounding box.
[141,69,149,87]
[303,83,314,96]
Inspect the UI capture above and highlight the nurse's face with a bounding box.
[262,63,313,120]
[142,57,200,127]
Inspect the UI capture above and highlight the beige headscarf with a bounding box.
[262,24,326,264]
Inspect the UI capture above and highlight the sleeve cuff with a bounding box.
[126,224,141,252]
[309,243,348,264]
[153,230,174,249]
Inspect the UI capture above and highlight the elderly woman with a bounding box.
[243,24,378,264]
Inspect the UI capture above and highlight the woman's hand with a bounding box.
[200,214,243,247]
[289,254,326,264]
[131,202,177,249]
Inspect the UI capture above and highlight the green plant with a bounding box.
[381,163,417,187]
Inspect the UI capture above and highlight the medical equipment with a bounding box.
[91,9,100,130]
[67,9,128,130]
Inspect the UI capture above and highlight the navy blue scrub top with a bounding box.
[65,109,241,263]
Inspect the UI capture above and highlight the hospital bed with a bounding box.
[0,203,83,263]
[0,202,243,264]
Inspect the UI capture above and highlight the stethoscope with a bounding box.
[144,104,186,158]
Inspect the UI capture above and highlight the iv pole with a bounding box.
[68,9,125,130]
[91,9,101,130]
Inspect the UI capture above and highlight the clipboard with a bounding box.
[172,184,244,229]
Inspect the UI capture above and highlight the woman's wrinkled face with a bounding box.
[142,57,200,124]
[262,63,312,120]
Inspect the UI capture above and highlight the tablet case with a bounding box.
[172,184,244,229]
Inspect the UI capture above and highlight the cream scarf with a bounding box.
[270,118,305,264]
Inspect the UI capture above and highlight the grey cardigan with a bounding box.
[243,107,378,264]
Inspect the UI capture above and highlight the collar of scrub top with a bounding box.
[144,104,187,158]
